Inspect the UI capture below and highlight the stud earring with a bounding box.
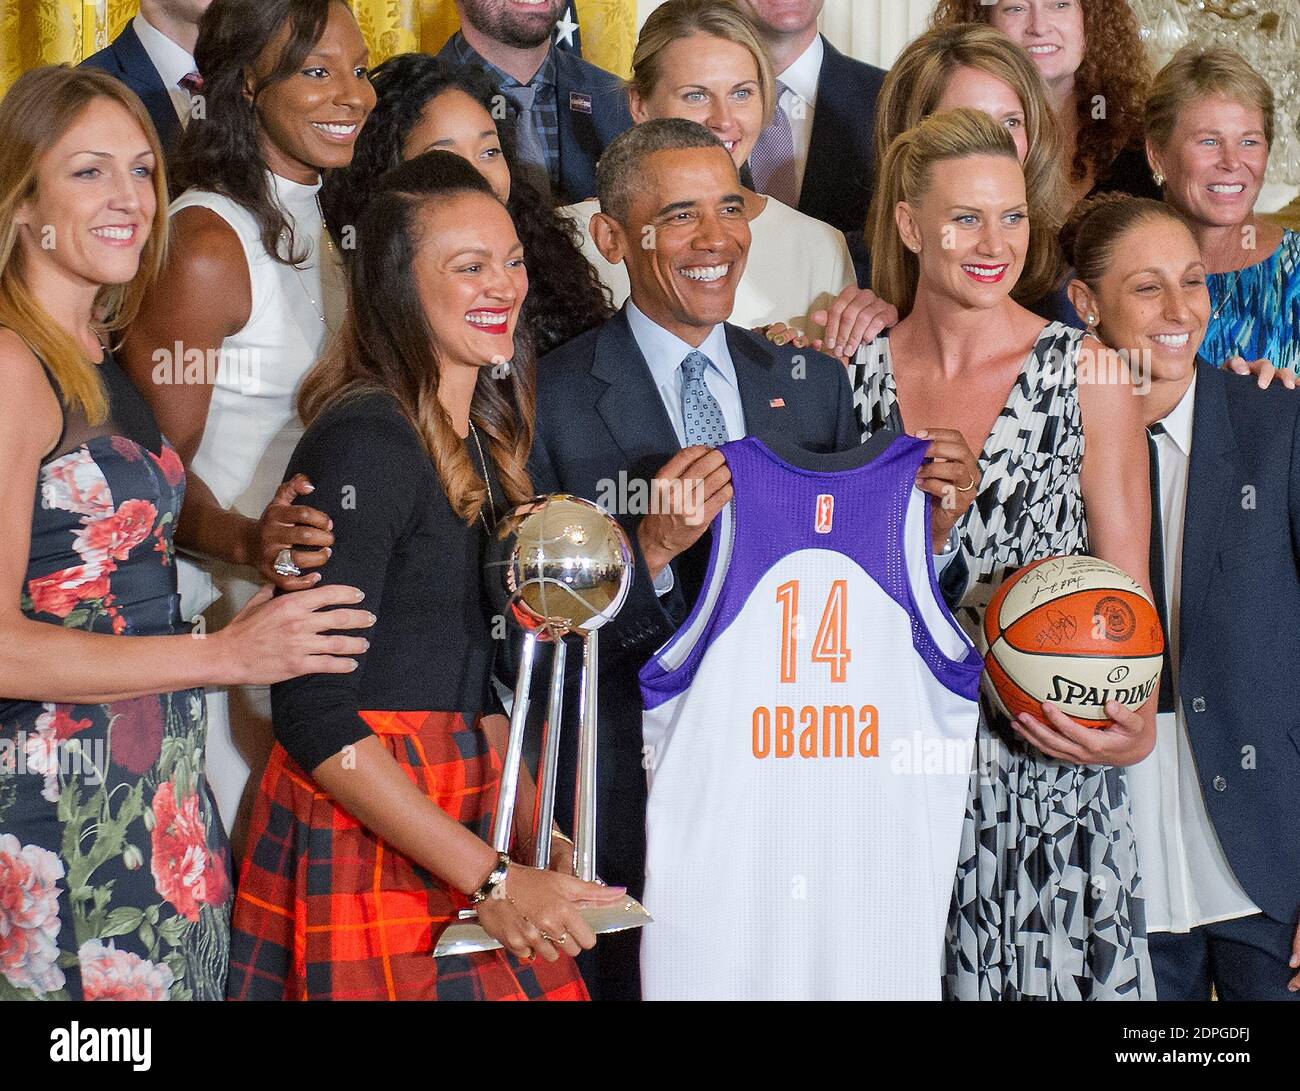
[1152,169,1165,187]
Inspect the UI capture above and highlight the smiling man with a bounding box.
[526,119,857,999]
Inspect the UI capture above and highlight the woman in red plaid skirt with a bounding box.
[226,152,624,1001]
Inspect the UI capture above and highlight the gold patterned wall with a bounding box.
[0,1,636,97]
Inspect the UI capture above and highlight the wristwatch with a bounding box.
[470,852,511,905]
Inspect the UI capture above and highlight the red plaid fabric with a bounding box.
[226,710,588,1001]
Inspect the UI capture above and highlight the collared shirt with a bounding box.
[449,33,560,190]
[774,33,823,205]
[1128,373,1260,933]
[625,300,745,446]
[625,300,743,597]
[132,13,197,124]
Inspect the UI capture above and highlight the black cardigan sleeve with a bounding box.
[269,401,424,772]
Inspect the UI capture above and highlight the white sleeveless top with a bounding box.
[561,195,855,338]
[171,173,345,621]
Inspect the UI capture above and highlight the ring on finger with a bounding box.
[956,475,977,493]
[273,548,302,578]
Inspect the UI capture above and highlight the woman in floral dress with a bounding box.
[0,67,372,1000]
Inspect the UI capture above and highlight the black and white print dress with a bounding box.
[849,322,1154,1000]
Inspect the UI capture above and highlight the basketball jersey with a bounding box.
[638,433,983,1000]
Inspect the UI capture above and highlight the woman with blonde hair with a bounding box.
[849,108,1158,999]
[870,22,1068,318]
[563,0,889,358]
[1145,46,1300,374]
[0,65,370,1001]
[931,0,1157,206]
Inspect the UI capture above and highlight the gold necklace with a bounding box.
[285,195,339,326]
[468,420,496,534]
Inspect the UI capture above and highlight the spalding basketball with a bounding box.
[983,555,1164,728]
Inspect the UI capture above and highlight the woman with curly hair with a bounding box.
[931,0,1158,206]
[319,52,612,357]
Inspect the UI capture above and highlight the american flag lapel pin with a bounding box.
[770,397,785,408]
[569,91,593,115]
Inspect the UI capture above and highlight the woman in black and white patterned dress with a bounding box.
[850,110,1158,999]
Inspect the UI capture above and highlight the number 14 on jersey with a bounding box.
[776,580,852,684]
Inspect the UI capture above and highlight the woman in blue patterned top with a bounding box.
[1146,47,1299,374]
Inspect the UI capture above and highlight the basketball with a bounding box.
[983,556,1165,728]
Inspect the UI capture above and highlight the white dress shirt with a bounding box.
[625,301,742,597]
[133,14,198,124]
[625,299,746,446]
[775,33,824,206]
[1128,374,1260,933]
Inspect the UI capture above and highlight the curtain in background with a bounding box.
[0,0,637,97]
[817,0,933,69]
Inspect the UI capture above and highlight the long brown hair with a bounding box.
[0,66,168,424]
[176,0,338,267]
[930,0,1150,186]
[298,151,534,524]
[871,108,1022,319]
[870,23,1065,307]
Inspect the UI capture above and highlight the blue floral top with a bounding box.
[1203,229,1300,373]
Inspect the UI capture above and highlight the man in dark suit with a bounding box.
[81,0,210,160]
[437,0,632,204]
[1133,359,1300,1000]
[528,119,972,999]
[738,0,886,285]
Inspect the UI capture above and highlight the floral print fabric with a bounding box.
[0,411,230,1000]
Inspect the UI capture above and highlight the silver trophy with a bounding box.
[434,494,652,957]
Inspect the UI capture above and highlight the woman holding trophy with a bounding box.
[226,152,622,1001]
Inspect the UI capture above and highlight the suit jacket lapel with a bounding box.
[799,37,840,217]
[1179,362,1242,661]
[553,53,596,203]
[115,24,182,152]
[728,324,779,439]
[591,309,680,466]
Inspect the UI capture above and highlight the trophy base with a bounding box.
[433,895,652,958]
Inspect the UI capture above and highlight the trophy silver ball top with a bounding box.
[436,494,651,957]
[487,494,633,640]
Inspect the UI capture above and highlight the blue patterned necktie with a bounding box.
[681,350,730,447]
[749,80,798,206]
[501,83,551,201]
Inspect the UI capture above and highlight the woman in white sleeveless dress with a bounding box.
[122,0,375,854]
[562,1,895,360]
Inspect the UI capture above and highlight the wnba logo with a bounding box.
[814,494,834,534]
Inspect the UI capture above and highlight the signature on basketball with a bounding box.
[1027,576,1084,605]
[1035,608,1077,648]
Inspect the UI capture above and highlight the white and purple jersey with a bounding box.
[638,433,982,1000]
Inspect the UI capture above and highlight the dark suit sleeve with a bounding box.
[528,399,681,674]
[596,521,685,672]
